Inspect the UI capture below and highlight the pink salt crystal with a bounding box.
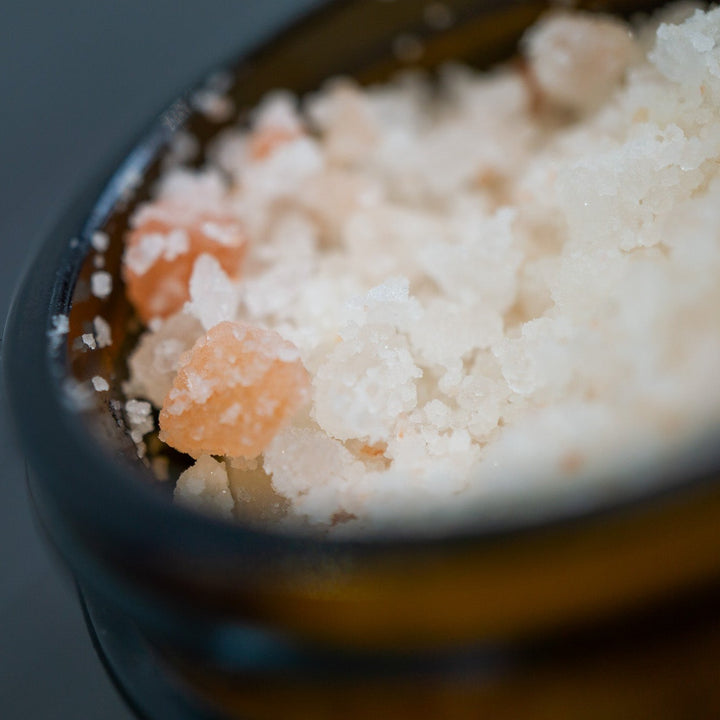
[122,214,247,323]
[159,321,310,458]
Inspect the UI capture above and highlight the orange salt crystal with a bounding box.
[159,321,310,459]
[248,126,300,161]
[123,215,246,323]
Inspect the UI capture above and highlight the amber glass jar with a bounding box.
[5,1,720,718]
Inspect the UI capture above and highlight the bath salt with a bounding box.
[124,312,203,407]
[91,376,109,392]
[175,455,234,518]
[159,322,311,459]
[122,170,247,323]
[124,6,720,534]
[125,398,155,455]
[91,231,110,253]
[91,271,113,298]
[93,315,113,348]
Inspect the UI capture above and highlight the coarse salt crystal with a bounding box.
[92,376,110,392]
[93,316,112,348]
[48,314,69,351]
[91,231,110,252]
[91,271,113,298]
[125,398,155,449]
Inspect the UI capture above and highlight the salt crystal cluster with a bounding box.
[123,6,720,534]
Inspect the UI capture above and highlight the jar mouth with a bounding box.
[5,0,720,561]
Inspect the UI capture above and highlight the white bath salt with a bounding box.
[81,333,96,350]
[49,313,69,335]
[164,130,200,168]
[92,376,109,392]
[93,315,113,348]
[91,271,113,298]
[61,377,95,411]
[123,6,720,534]
[175,455,234,518]
[48,314,69,351]
[124,312,203,407]
[191,88,235,123]
[91,231,110,253]
[184,254,240,330]
[125,399,155,450]
[124,228,190,276]
[252,91,304,135]
[263,427,367,524]
[51,313,69,334]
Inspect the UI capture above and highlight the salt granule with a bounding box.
[125,398,154,446]
[124,312,202,407]
[91,231,110,253]
[191,89,235,123]
[93,315,112,348]
[159,322,310,458]
[48,314,69,351]
[92,376,109,392]
[175,455,234,518]
[122,209,246,323]
[91,271,113,298]
[185,254,240,330]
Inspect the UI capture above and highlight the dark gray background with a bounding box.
[0,2,318,717]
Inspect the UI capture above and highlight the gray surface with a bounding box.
[0,2,318,717]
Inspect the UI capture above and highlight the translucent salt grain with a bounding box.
[164,130,199,167]
[82,333,97,350]
[91,231,110,252]
[92,376,109,392]
[51,314,69,334]
[91,271,113,298]
[48,314,69,351]
[263,427,366,525]
[175,455,234,518]
[92,315,112,349]
[185,254,240,330]
[125,312,203,407]
[125,399,154,446]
